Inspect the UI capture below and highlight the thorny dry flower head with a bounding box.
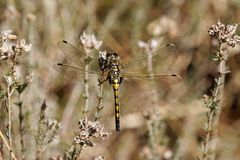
[36,101,61,151]
[208,20,240,47]
[12,39,32,56]
[0,30,17,45]
[3,71,21,88]
[203,94,220,110]
[80,31,102,50]
[0,30,31,60]
[0,30,16,60]
[73,117,109,148]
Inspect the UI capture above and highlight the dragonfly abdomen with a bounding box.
[112,79,120,131]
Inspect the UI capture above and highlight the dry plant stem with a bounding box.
[212,44,227,159]
[6,85,13,160]
[146,47,161,160]
[214,44,226,100]
[36,101,47,160]
[146,48,159,110]
[83,50,90,116]
[95,83,104,121]
[0,142,3,160]
[202,43,227,160]
[64,143,82,160]
[202,108,214,160]
[83,70,89,116]
[147,120,158,160]
[0,131,17,160]
[83,62,89,116]
[18,93,25,160]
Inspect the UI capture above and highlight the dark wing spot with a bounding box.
[171,74,182,80]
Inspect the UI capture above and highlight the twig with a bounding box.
[17,93,25,160]
[95,82,104,121]
[0,30,31,160]
[0,130,17,160]
[6,85,13,160]
[83,57,89,116]
[144,40,163,160]
[200,20,238,160]
[36,100,47,160]
[80,32,102,116]
[201,39,228,160]
[64,143,82,160]
[146,44,159,109]
[201,43,226,160]
[202,107,215,160]
[0,141,3,160]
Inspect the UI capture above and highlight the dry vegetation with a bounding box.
[0,0,240,160]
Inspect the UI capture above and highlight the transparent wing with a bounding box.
[122,43,176,73]
[57,40,99,72]
[54,63,99,79]
[121,72,182,86]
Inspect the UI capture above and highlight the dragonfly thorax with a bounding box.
[108,65,123,85]
[98,50,122,85]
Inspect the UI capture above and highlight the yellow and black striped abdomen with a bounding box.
[112,81,120,131]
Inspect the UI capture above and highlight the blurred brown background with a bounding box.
[1,0,240,160]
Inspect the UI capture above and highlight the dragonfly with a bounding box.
[57,40,182,131]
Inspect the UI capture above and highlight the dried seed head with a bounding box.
[74,117,109,148]
[0,51,11,60]
[80,31,102,50]
[3,71,21,88]
[13,39,32,56]
[0,30,15,60]
[0,30,31,61]
[7,34,17,40]
[208,20,240,47]
[0,30,14,45]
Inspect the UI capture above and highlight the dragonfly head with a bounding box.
[107,51,120,65]
[98,50,120,71]
[98,51,108,71]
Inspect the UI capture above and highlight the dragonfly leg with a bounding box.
[98,76,108,86]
